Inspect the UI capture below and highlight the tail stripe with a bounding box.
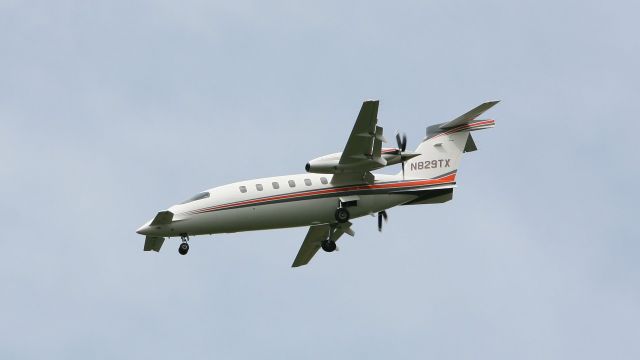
[426,119,495,141]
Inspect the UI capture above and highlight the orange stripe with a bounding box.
[191,173,456,214]
[430,119,495,140]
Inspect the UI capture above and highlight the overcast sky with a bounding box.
[1,0,639,359]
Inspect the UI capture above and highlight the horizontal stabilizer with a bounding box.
[150,211,173,226]
[144,236,165,252]
[440,101,499,129]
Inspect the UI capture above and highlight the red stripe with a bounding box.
[186,119,494,216]
[430,119,495,140]
[191,173,456,214]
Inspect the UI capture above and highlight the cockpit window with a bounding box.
[180,191,210,204]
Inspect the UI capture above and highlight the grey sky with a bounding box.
[1,0,639,359]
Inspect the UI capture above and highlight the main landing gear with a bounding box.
[320,221,355,253]
[334,207,350,223]
[324,200,355,251]
[321,240,337,252]
[178,233,190,255]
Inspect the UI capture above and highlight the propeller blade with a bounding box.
[396,132,408,179]
[395,132,407,152]
[378,211,388,232]
[402,134,408,178]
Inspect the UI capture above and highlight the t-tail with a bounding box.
[404,101,498,181]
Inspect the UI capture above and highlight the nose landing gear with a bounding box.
[178,234,190,255]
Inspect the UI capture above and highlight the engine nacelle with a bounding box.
[305,153,342,174]
[305,149,420,174]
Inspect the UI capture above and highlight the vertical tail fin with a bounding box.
[404,101,498,180]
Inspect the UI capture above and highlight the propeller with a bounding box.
[395,132,408,179]
[377,210,388,232]
[395,132,407,152]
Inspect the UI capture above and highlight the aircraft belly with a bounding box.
[218,198,338,232]
[182,193,416,235]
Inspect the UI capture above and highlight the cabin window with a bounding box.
[180,191,210,204]
[320,177,328,184]
[304,178,312,186]
[288,180,296,188]
[256,184,263,191]
[272,182,280,189]
[239,186,247,193]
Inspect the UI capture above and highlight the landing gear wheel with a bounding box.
[178,242,189,255]
[321,240,337,252]
[178,233,190,255]
[334,208,350,223]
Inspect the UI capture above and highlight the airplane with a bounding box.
[136,100,498,267]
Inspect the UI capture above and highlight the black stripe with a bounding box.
[186,180,455,215]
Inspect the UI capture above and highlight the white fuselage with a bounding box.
[136,99,496,265]
[137,172,438,238]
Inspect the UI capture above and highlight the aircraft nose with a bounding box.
[136,223,151,235]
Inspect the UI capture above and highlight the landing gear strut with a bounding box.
[178,234,189,255]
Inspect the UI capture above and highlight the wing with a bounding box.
[338,100,384,165]
[331,100,386,184]
[291,225,330,267]
[291,222,355,267]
